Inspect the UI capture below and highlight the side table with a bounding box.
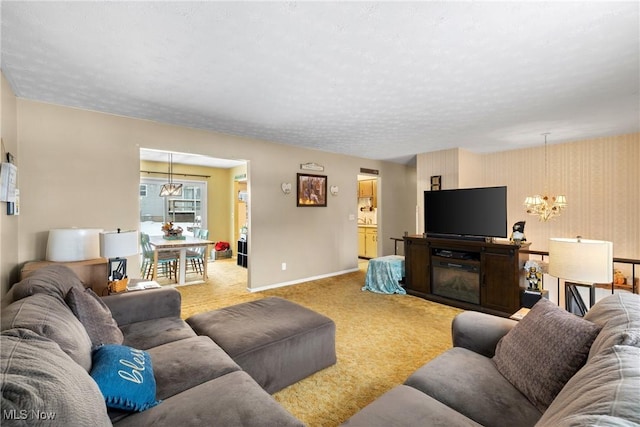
[21,258,108,295]
[510,307,530,321]
[520,289,549,308]
[125,279,161,292]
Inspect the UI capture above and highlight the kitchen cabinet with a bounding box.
[358,228,366,257]
[358,226,378,259]
[358,180,373,197]
[358,180,377,208]
[365,228,378,258]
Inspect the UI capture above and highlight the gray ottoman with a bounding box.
[186,297,336,393]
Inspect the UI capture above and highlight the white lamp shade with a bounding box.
[524,195,544,207]
[46,228,103,262]
[100,230,139,258]
[549,238,613,284]
[554,195,568,206]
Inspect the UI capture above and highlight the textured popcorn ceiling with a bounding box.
[2,1,638,164]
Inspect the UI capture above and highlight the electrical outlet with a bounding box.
[281,262,287,271]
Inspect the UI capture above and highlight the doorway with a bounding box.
[357,174,380,260]
[139,148,248,272]
[140,148,246,235]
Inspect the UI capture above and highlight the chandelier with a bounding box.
[524,133,567,221]
[159,153,183,197]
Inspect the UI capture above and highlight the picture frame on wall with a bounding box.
[430,175,441,191]
[297,173,327,207]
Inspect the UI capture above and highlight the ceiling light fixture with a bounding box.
[524,133,567,221]
[159,153,183,197]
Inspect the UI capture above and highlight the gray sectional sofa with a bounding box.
[1,265,305,426]
[4,264,638,427]
[342,292,640,427]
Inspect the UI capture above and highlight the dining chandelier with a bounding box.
[524,133,567,221]
[159,153,183,197]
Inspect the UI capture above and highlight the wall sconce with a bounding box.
[281,183,292,195]
[330,185,339,196]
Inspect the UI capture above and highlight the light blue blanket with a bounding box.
[363,255,406,294]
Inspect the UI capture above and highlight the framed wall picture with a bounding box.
[430,175,441,191]
[297,173,327,207]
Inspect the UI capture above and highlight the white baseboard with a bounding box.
[247,268,360,293]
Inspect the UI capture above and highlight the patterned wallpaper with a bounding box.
[417,133,639,259]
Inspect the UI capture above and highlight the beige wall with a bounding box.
[458,149,483,188]
[10,97,416,291]
[417,148,461,196]
[1,73,19,297]
[417,133,640,259]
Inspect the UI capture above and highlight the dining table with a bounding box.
[149,235,215,285]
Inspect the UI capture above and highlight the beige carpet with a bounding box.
[174,258,462,427]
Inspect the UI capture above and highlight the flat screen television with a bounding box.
[424,186,507,240]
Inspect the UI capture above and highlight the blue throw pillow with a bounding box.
[90,344,160,412]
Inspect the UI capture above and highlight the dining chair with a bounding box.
[140,232,179,280]
[186,229,209,274]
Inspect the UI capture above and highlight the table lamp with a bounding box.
[548,237,613,316]
[46,228,102,262]
[100,229,139,281]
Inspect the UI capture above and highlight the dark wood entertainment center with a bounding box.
[404,236,530,317]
